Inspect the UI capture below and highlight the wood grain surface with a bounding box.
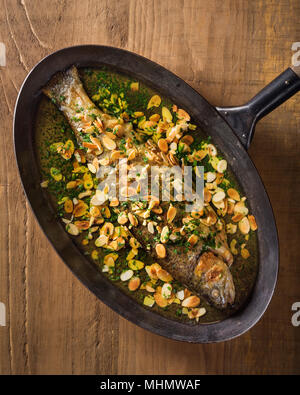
[0,0,300,375]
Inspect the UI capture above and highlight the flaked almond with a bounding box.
[234,201,249,216]
[102,134,117,150]
[90,136,103,153]
[212,190,226,203]
[187,234,199,246]
[154,289,168,308]
[188,307,206,319]
[182,295,200,308]
[158,138,168,153]
[147,95,161,109]
[161,283,172,299]
[109,197,120,207]
[204,188,212,203]
[110,150,125,161]
[248,215,257,231]
[87,163,97,174]
[239,217,250,234]
[160,226,170,243]
[167,205,177,223]
[232,213,244,222]
[241,248,250,259]
[157,268,173,282]
[100,222,114,237]
[177,108,190,121]
[217,159,227,173]
[180,135,193,145]
[227,188,240,201]
[128,212,138,226]
[118,212,128,225]
[230,239,238,255]
[66,223,79,236]
[207,144,217,156]
[127,148,136,161]
[120,269,134,282]
[95,234,109,247]
[162,106,172,122]
[128,277,141,291]
[206,172,216,183]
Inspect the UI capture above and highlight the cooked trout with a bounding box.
[43,66,235,309]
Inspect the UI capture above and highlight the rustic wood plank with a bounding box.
[0,0,299,374]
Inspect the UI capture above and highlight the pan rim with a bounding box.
[13,44,279,343]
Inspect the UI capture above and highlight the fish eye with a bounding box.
[211,289,220,299]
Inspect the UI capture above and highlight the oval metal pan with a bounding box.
[14,45,279,343]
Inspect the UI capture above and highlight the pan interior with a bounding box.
[35,65,259,324]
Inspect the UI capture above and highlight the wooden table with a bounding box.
[0,0,299,375]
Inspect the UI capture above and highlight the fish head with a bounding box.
[194,252,235,309]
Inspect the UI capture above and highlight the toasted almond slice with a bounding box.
[128,277,141,291]
[206,172,216,183]
[162,106,172,122]
[109,197,120,207]
[204,188,212,203]
[157,268,172,282]
[212,190,226,203]
[180,135,193,145]
[217,159,227,173]
[149,113,160,122]
[188,307,206,319]
[241,248,250,259]
[102,134,116,150]
[120,269,134,282]
[154,290,168,308]
[147,95,161,109]
[232,213,244,222]
[118,212,128,225]
[90,136,103,154]
[167,205,177,223]
[234,201,249,216]
[127,148,136,161]
[160,226,170,244]
[99,157,110,166]
[82,142,98,150]
[110,150,125,161]
[248,215,258,231]
[158,138,168,153]
[239,217,250,234]
[161,283,172,299]
[87,163,97,174]
[100,222,114,237]
[187,234,199,246]
[182,295,200,308]
[177,108,190,121]
[207,144,217,156]
[230,239,238,255]
[64,199,73,213]
[128,212,138,227]
[227,188,240,201]
[66,223,79,236]
[95,234,109,247]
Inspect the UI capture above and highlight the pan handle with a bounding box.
[216,66,300,149]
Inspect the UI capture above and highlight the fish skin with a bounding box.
[43,66,235,309]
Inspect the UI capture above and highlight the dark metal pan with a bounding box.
[13,45,300,343]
